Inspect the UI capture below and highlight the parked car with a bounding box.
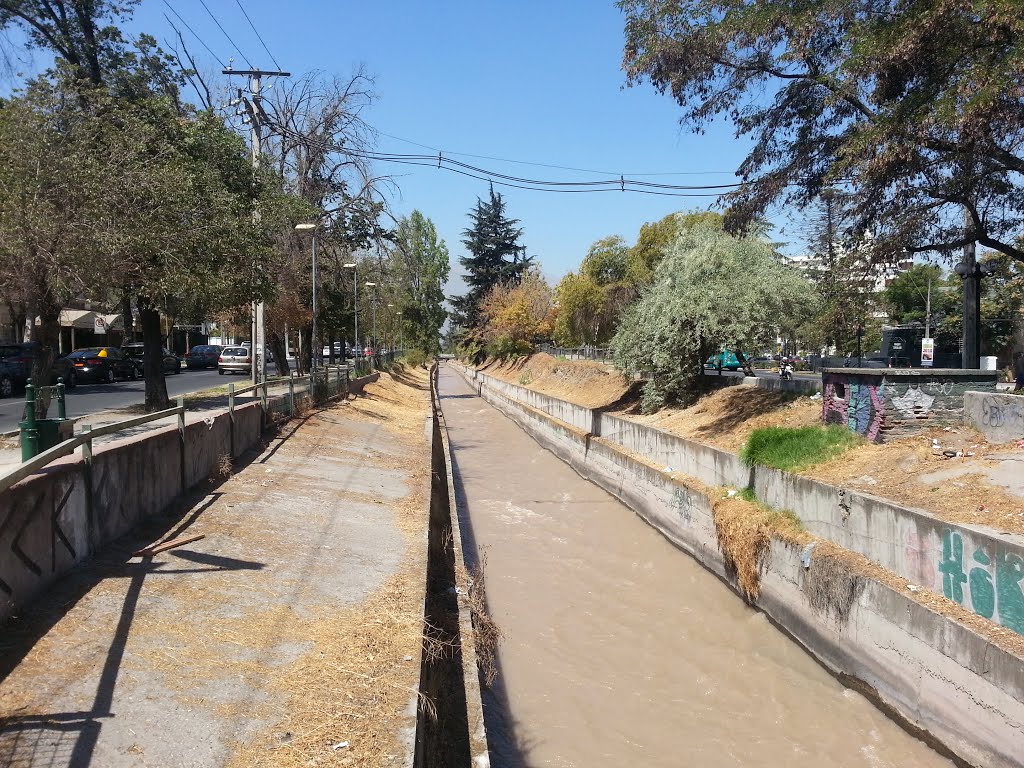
[185,345,222,369]
[704,349,741,371]
[218,346,251,375]
[64,347,137,383]
[0,342,78,393]
[122,343,182,375]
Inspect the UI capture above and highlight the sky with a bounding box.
[6,1,803,294]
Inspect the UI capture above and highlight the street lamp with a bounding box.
[344,262,358,355]
[295,222,319,372]
[954,258,998,369]
[365,282,377,353]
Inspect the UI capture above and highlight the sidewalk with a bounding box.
[0,368,432,767]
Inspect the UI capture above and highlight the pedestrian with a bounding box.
[736,349,754,377]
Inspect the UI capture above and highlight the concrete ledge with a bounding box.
[455,363,1024,768]
[964,390,1024,442]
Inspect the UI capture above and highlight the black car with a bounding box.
[65,347,137,383]
[0,342,77,395]
[185,344,223,370]
[122,343,182,375]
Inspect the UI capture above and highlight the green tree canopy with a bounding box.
[392,210,450,354]
[611,222,816,411]
[620,0,1024,266]
[452,186,531,329]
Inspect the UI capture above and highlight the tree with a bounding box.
[478,270,553,358]
[620,0,1024,266]
[553,235,636,346]
[261,70,392,374]
[391,211,449,354]
[452,186,532,329]
[553,273,604,346]
[611,222,816,411]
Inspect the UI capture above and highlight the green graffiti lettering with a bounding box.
[969,549,995,619]
[939,529,967,603]
[996,551,1024,634]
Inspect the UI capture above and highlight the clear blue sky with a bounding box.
[13,1,804,292]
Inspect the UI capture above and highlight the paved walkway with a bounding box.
[0,370,431,767]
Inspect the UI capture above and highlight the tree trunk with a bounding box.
[299,326,312,375]
[268,328,290,376]
[121,291,134,342]
[31,298,61,418]
[138,296,169,411]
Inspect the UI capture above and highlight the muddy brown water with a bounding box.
[437,367,952,768]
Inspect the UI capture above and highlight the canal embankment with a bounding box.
[450,362,1024,768]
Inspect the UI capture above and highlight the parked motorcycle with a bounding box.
[780,361,794,381]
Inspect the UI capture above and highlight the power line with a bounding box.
[232,0,283,71]
[196,0,255,69]
[161,0,225,67]
[376,128,739,178]
[267,123,742,197]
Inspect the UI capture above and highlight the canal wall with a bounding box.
[453,363,1024,768]
[0,373,380,624]
[964,391,1024,443]
[460,366,1024,637]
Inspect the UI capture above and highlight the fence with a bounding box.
[0,354,404,496]
[537,344,612,362]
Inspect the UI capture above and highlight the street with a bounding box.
[0,369,225,434]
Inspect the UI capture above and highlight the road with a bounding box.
[0,369,227,433]
[702,367,819,380]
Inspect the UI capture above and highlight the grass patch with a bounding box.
[740,425,861,471]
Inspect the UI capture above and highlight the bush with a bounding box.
[486,334,533,359]
[402,348,428,368]
[740,425,860,471]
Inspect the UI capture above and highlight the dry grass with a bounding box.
[466,553,501,687]
[802,546,866,625]
[481,353,633,408]
[712,495,808,600]
[209,452,233,481]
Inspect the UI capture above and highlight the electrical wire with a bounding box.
[268,121,744,196]
[375,128,739,178]
[161,0,225,67]
[232,0,283,71]
[196,0,255,69]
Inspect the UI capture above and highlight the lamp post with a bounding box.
[364,282,377,352]
[954,257,998,369]
[344,262,358,356]
[295,222,319,372]
[396,311,403,352]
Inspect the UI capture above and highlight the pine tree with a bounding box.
[452,186,531,328]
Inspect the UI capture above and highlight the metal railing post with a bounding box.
[56,378,66,420]
[261,379,268,412]
[177,396,186,492]
[21,379,38,461]
[228,383,236,459]
[288,373,295,414]
[81,424,95,547]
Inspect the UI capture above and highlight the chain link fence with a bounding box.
[537,344,613,362]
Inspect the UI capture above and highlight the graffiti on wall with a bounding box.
[822,373,886,441]
[939,528,1024,634]
[0,481,77,599]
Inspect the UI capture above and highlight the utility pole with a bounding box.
[960,207,980,370]
[925,278,932,339]
[224,68,290,385]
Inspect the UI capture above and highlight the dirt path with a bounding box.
[0,368,432,768]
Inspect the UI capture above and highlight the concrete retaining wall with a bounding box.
[466,365,1024,638]
[454,364,1024,768]
[0,372,379,624]
[823,368,999,441]
[964,391,1024,443]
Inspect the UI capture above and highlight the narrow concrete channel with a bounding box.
[437,365,952,768]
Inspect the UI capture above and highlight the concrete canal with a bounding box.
[436,365,951,768]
